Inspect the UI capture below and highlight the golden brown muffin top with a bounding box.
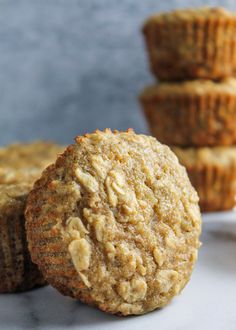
[0,141,64,185]
[172,146,236,167]
[140,78,236,100]
[143,7,235,27]
[26,129,201,315]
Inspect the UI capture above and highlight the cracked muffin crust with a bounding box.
[140,78,236,147]
[26,129,201,315]
[143,7,236,80]
[172,146,236,212]
[0,141,64,292]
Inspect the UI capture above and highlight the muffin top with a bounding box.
[0,141,64,184]
[26,129,201,315]
[0,183,31,216]
[172,146,236,167]
[140,78,236,100]
[143,7,235,27]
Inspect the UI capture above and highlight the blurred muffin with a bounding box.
[172,146,236,212]
[0,141,64,185]
[0,141,64,293]
[0,184,46,292]
[139,78,236,147]
[143,7,236,80]
[26,129,201,316]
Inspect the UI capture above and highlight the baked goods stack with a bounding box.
[139,7,236,212]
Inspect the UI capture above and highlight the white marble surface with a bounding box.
[1,214,236,330]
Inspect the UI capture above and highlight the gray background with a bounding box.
[0,0,235,145]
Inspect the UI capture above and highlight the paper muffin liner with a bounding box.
[186,163,236,212]
[0,188,46,293]
[140,90,236,147]
[172,148,236,212]
[143,15,236,80]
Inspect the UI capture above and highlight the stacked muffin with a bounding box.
[140,7,236,212]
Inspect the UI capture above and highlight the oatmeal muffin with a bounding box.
[0,141,64,293]
[172,146,236,212]
[143,7,236,80]
[0,184,46,292]
[140,78,236,147]
[26,129,201,315]
[0,141,64,185]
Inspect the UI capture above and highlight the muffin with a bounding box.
[172,146,236,212]
[26,129,201,316]
[140,78,236,147]
[0,184,46,292]
[143,7,236,80]
[0,141,64,293]
[0,141,65,184]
